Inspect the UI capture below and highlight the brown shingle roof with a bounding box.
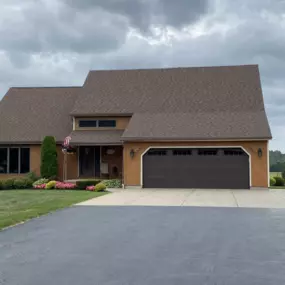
[71,65,266,115]
[122,112,272,141]
[0,87,80,143]
[69,130,123,145]
[0,65,272,143]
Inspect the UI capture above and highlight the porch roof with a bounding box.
[69,130,123,145]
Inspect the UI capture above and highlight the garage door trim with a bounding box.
[140,146,251,188]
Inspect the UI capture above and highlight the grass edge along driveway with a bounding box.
[0,190,108,230]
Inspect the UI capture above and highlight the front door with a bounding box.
[79,146,95,177]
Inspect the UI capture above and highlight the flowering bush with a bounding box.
[33,178,49,187]
[45,180,57,189]
[86,185,95,191]
[55,182,77,190]
[34,184,47,189]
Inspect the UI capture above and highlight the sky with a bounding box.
[0,0,284,151]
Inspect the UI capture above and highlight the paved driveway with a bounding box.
[79,189,285,208]
[1,206,285,284]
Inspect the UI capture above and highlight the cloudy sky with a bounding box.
[0,0,284,150]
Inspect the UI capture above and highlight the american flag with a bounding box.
[63,136,71,147]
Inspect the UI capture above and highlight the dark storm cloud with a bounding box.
[0,1,129,54]
[0,0,285,149]
[63,0,210,31]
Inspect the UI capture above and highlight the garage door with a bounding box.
[142,148,250,189]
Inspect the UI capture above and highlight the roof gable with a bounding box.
[71,65,265,115]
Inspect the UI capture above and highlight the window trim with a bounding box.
[0,147,30,174]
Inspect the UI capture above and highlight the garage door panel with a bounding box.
[143,148,250,189]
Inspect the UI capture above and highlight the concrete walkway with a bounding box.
[78,189,285,208]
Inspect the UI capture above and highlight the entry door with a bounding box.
[79,146,95,177]
[143,148,250,189]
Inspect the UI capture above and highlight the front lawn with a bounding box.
[0,190,108,230]
[270,186,285,189]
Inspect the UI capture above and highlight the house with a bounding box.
[0,65,272,189]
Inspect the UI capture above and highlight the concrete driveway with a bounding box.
[78,189,285,208]
[1,206,285,284]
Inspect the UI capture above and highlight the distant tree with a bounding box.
[40,136,58,179]
[270,150,285,166]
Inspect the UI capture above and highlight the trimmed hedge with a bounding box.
[274,176,284,187]
[3,178,16,190]
[101,179,122,188]
[76,180,102,190]
[13,178,33,189]
[95,183,107,192]
[41,136,58,179]
[270,177,276,187]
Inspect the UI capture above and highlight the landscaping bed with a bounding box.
[0,190,108,230]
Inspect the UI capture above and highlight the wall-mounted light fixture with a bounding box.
[130,149,135,158]
[258,148,263,158]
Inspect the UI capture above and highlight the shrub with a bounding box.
[45,180,57,189]
[13,178,33,189]
[101,179,122,188]
[3,178,16,190]
[41,136,58,179]
[55,182,77,190]
[94,183,107,192]
[33,178,49,187]
[86,185,95,191]
[34,184,47,189]
[282,171,285,180]
[76,180,101,190]
[270,177,276,187]
[274,176,284,187]
[0,180,3,190]
[25,172,40,182]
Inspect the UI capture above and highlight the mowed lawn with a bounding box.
[0,190,108,230]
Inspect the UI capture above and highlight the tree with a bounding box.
[40,136,58,179]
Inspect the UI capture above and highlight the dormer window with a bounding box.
[78,119,117,128]
[79,120,98,128]
[98,120,116,127]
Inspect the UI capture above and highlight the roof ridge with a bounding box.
[88,64,258,73]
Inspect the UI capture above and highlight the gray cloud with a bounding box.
[0,0,285,150]
[63,0,209,31]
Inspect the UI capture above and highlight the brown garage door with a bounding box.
[143,148,250,189]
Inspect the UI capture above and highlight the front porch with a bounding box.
[77,145,123,180]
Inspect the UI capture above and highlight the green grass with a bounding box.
[270,172,282,178]
[270,186,285,189]
[0,190,108,230]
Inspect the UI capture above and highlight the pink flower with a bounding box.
[86,185,95,191]
[33,184,46,189]
[55,182,76,190]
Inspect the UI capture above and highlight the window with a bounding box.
[147,150,167,156]
[173,150,192,156]
[98,120,116,128]
[224,149,245,156]
[79,120,97,128]
[9,148,19,173]
[20,148,30,173]
[0,148,8,173]
[198,149,218,156]
[0,147,30,174]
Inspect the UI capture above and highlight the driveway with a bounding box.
[78,189,285,208]
[0,206,285,284]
